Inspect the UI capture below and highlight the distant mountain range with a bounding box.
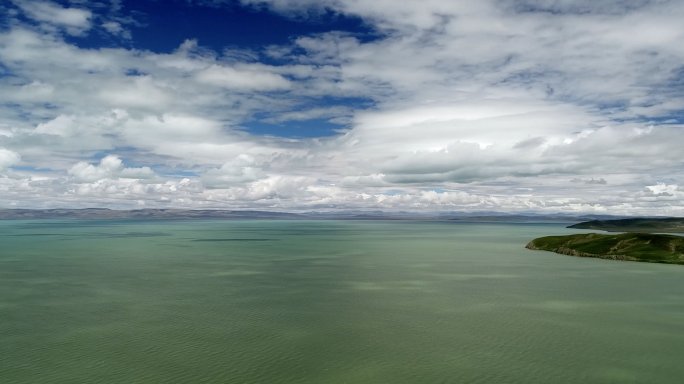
[0,208,626,221]
[0,209,302,220]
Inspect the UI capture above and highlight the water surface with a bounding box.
[1,220,683,383]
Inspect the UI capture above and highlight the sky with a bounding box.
[1,0,683,214]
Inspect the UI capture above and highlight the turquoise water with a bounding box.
[1,220,684,383]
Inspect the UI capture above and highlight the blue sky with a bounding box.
[4,0,378,137]
[1,0,684,214]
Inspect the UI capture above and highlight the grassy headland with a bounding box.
[526,233,684,264]
[568,218,684,233]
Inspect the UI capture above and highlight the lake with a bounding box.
[1,220,683,383]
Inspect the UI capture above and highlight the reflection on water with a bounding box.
[1,220,684,383]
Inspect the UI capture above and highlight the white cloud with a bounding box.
[646,183,680,197]
[263,106,352,123]
[34,115,77,137]
[419,190,483,205]
[68,155,156,183]
[571,178,608,185]
[13,0,92,35]
[101,21,131,39]
[0,148,21,170]
[0,0,684,213]
[195,64,291,90]
[201,154,268,188]
[99,76,174,111]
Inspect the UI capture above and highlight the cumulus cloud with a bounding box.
[0,0,683,213]
[263,106,353,123]
[68,155,156,183]
[571,178,607,185]
[645,183,679,197]
[419,190,483,205]
[195,64,291,90]
[201,154,268,188]
[101,21,131,39]
[13,0,92,35]
[0,149,21,170]
[99,76,175,111]
[513,137,547,150]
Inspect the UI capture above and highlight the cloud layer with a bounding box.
[0,0,683,214]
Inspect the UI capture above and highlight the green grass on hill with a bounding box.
[526,233,684,264]
[568,218,684,233]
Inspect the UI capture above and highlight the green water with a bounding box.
[1,220,684,383]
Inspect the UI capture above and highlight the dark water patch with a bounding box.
[5,233,73,237]
[97,232,170,238]
[192,238,275,242]
[3,232,170,239]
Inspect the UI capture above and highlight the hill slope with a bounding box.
[568,218,684,233]
[526,233,684,264]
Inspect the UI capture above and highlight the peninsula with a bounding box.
[568,217,684,233]
[526,233,684,265]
